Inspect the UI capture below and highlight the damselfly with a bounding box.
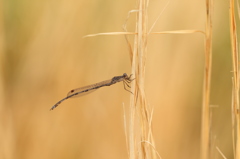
[50,73,134,110]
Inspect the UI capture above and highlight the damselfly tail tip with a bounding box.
[50,106,55,111]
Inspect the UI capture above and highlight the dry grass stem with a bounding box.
[82,32,137,38]
[216,147,227,159]
[201,0,213,159]
[123,10,139,63]
[126,0,159,158]
[139,141,162,159]
[229,0,240,158]
[83,30,205,38]
[122,103,130,158]
[148,0,170,33]
[231,80,236,158]
[151,30,205,34]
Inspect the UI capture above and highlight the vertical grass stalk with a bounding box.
[229,0,240,158]
[128,0,156,158]
[201,0,213,159]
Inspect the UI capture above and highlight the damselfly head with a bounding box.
[123,73,128,78]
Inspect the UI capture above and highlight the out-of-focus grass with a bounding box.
[0,0,235,159]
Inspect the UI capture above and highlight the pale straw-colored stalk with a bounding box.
[229,0,240,158]
[201,0,213,159]
[128,0,157,158]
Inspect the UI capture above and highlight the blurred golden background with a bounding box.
[0,0,234,158]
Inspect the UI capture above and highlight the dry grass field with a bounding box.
[0,0,237,159]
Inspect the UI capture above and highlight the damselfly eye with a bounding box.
[123,73,127,77]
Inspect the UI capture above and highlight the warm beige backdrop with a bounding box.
[0,0,233,159]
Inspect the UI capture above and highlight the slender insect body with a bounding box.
[50,73,134,110]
